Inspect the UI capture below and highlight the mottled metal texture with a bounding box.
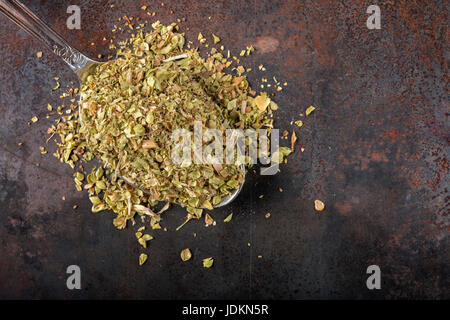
[0,0,448,299]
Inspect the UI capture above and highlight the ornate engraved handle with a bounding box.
[0,0,92,74]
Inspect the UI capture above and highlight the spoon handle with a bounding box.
[0,0,93,73]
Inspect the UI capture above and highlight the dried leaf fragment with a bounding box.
[314,199,325,211]
[291,130,297,152]
[205,213,215,226]
[295,120,303,127]
[223,213,233,222]
[271,146,292,164]
[113,216,127,230]
[142,234,153,241]
[236,66,245,74]
[142,139,158,149]
[180,248,192,261]
[212,33,220,44]
[89,196,102,205]
[138,234,153,248]
[156,202,170,214]
[202,257,214,268]
[306,105,316,116]
[139,253,148,266]
[133,204,157,217]
[254,92,270,112]
[202,200,213,210]
[75,172,84,181]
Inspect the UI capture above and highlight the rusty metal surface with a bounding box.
[0,0,448,299]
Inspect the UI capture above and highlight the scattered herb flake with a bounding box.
[306,105,316,116]
[295,120,303,127]
[205,213,215,226]
[291,130,297,152]
[254,92,271,111]
[202,257,214,268]
[139,253,148,266]
[180,248,192,261]
[223,213,233,222]
[212,33,220,44]
[314,199,325,211]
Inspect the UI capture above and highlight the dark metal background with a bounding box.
[0,0,448,299]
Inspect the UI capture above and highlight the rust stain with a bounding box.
[335,201,353,215]
[252,36,279,53]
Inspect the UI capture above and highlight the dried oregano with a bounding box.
[50,21,289,264]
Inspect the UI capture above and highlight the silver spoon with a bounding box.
[0,0,244,208]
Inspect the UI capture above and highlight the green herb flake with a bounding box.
[202,257,214,268]
[212,33,221,44]
[139,253,148,266]
[223,213,233,222]
[306,105,316,116]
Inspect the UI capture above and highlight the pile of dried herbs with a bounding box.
[49,21,288,264]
